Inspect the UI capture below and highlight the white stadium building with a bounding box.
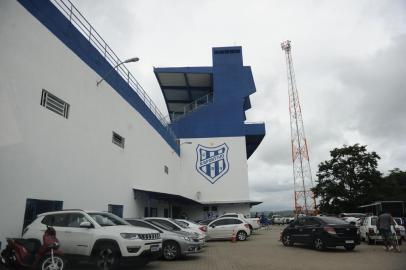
[0,0,266,247]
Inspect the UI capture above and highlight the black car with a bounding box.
[281,216,360,251]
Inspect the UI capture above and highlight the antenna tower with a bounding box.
[281,40,316,215]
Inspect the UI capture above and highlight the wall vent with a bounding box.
[164,165,169,174]
[40,89,70,118]
[112,132,125,148]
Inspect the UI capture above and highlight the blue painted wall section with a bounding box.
[17,0,180,154]
[155,47,266,158]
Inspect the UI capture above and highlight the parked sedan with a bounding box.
[176,219,207,233]
[144,218,206,244]
[206,217,251,241]
[126,219,203,260]
[281,216,360,251]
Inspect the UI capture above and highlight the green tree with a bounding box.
[373,168,406,201]
[312,144,381,214]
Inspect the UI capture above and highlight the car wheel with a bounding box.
[40,254,64,270]
[163,241,180,261]
[95,245,120,270]
[282,234,293,246]
[237,231,247,241]
[314,238,326,251]
[344,244,355,251]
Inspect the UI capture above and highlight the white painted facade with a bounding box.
[0,1,256,247]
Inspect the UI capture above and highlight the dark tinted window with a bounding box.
[41,214,67,227]
[149,219,179,231]
[212,219,228,226]
[304,218,320,226]
[228,218,243,225]
[127,220,162,232]
[66,213,89,228]
[295,218,305,226]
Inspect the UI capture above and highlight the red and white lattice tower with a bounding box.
[281,40,316,215]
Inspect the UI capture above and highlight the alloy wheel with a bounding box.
[237,231,247,241]
[97,248,116,270]
[283,235,292,246]
[163,243,178,260]
[314,238,324,251]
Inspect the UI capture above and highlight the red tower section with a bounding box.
[281,40,316,215]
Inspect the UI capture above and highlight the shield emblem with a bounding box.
[196,143,229,184]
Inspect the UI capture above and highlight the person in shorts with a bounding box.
[377,212,396,251]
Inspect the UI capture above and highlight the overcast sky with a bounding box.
[70,0,406,211]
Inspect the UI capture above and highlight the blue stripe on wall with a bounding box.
[17,0,179,154]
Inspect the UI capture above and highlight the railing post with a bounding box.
[69,2,73,22]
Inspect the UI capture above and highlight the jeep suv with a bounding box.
[23,210,162,270]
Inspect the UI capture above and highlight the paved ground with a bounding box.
[2,227,404,270]
[142,227,405,270]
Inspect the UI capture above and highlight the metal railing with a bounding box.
[170,92,213,122]
[50,0,177,141]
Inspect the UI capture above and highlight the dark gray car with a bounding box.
[126,218,203,260]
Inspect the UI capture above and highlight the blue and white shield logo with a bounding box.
[196,143,229,184]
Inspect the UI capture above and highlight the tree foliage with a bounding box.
[312,144,382,214]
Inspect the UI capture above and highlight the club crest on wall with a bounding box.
[196,143,229,184]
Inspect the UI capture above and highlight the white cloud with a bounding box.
[71,0,406,211]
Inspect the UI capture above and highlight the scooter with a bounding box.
[1,226,64,270]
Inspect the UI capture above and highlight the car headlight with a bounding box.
[120,233,140,239]
[181,236,193,242]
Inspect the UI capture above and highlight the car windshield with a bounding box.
[172,219,188,228]
[147,220,173,231]
[88,212,128,227]
[317,216,350,225]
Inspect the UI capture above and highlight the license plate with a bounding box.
[150,245,160,252]
[345,240,354,244]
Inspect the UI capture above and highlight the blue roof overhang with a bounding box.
[245,122,266,158]
[154,67,213,121]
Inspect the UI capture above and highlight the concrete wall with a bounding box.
[0,0,180,244]
[0,0,252,246]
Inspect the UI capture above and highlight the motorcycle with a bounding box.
[1,226,64,270]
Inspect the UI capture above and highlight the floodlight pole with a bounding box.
[96,57,139,86]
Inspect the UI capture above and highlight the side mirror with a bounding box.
[80,221,93,228]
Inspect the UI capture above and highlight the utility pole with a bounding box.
[281,40,316,215]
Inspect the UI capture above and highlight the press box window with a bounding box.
[40,89,70,118]
[112,132,125,148]
[164,165,169,174]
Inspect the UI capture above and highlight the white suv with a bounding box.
[23,210,162,270]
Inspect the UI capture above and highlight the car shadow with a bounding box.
[286,243,360,253]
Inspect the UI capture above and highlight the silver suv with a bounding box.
[23,210,162,270]
[126,219,203,260]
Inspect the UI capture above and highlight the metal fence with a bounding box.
[50,0,177,141]
[170,92,214,122]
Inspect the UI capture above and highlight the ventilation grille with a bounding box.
[41,89,70,118]
[112,132,125,148]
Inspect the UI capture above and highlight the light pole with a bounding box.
[96,57,139,86]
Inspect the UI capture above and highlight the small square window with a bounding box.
[164,165,169,174]
[112,132,125,148]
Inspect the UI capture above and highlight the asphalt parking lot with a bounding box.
[3,227,403,270]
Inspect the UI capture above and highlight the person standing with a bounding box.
[377,212,397,251]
